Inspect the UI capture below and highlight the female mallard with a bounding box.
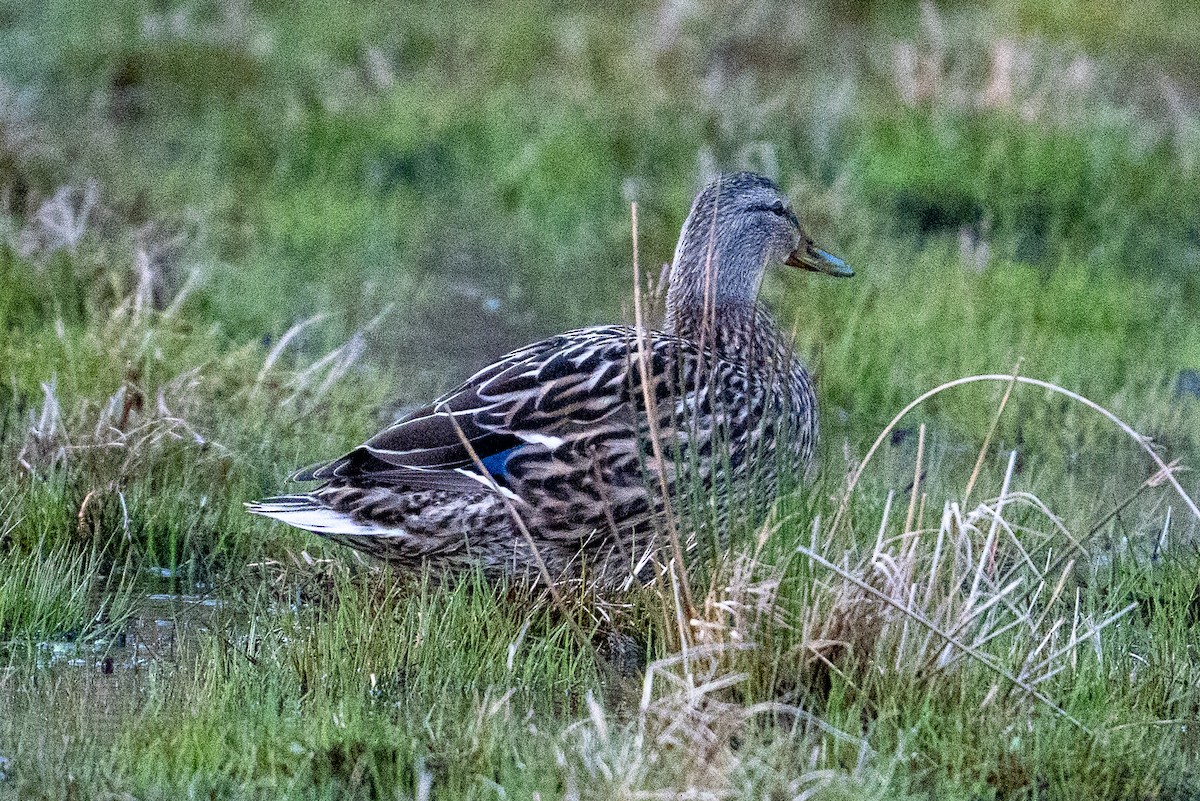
[248,172,852,587]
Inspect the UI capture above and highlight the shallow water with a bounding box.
[31,592,221,674]
[0,591,229,794]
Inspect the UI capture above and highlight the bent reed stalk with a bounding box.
[830,373,1200,535]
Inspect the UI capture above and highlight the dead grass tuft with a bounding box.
[15,180,101,259]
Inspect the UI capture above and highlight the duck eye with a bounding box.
[770,201,788,217]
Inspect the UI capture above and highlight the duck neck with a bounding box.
[669,294,789,361]
[665,291,749,346]
[663,240,777,360]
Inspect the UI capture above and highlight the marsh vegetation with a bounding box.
[1,1,1200,797]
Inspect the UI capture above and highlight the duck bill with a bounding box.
[785,245,854,277]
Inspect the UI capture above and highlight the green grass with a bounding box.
[0,543,135,654]
[0,0,1199,798]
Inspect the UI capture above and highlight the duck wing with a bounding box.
[294,326,685,494]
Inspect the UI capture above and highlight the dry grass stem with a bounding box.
[830,374,1200,535]
[630,201,696,645]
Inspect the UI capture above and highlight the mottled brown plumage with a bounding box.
[247,172,852,587]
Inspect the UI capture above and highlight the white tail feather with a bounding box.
[245,500,407,538]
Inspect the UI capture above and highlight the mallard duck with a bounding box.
[248,172,852,587]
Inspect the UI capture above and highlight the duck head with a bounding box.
[665,172,851,331]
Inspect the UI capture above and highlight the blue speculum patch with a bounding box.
[479,446,521,479]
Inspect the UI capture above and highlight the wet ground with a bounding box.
[33,593,221,674]
[0,589,225,795]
